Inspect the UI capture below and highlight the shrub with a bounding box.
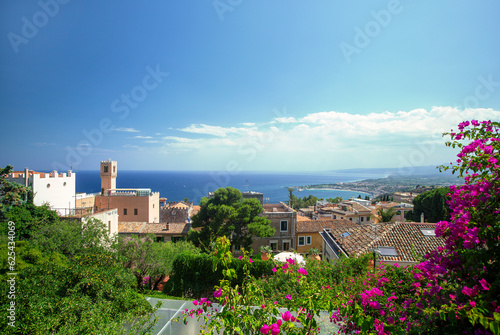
[163,252,274,298]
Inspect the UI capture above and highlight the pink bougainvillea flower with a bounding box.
[270,323,280,335]
[238,256,243,260]
[286,258,295,265]
[277,319,282,326]
[479,278,490,290]
[285,294,292,300]
[272,267,277,273]
[249,258,254,263]
[462,285,479,297]
[260,324,269,334]
[298,268,308,276]
[213,287,222,298]
[282,311,292,321]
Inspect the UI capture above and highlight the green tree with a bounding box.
[326,196,342,204]
[406,187,450,222]
[0,165,34,223]
[376,207,396,222]
[30,216,113,258]
[188,187,274,251]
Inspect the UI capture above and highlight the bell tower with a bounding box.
[100,160,117,195]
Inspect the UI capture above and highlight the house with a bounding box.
[372,201,414,223]
[94,160,160,223]
[320,222,445,267]
[252,202,297,253]
[6,168,75,216]
[296,218,357,254]
[315,200,372,224]
[160,201,194,223]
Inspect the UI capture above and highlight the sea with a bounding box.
[75,170,387,205]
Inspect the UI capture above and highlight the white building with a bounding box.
[7,168,76,216]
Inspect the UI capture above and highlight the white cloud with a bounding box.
[131,135,153,139]
[115,127,140,133]
[178,124,255,137]
[274,117,299,123]
[153,107,500,170]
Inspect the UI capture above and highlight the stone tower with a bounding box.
[100,160,117,195]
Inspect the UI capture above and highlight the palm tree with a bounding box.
[376,207,396,223]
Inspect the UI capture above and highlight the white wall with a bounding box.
[87,208,119,238]
[32,171,76,215]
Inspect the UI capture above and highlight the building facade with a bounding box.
[252,202,297,253]
[7,168,76,216]
[94,160,160,223]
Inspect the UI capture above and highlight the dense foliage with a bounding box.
[406,187,451,223]
[188,187,275,251]
[0,174,159,334]
[164,251,274,298]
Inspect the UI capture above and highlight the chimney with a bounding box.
[420,212,424,223]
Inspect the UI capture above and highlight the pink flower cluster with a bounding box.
[260,311,298,334]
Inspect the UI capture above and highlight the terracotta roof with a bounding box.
[325,222,445,263]
[297,219,357,233]
[118,222,147,233]
[118,222,190,235]
[141,223,190,235]
[296,215,312,222]
[374,223,444,262]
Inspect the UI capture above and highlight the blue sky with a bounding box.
[1,0,499,172]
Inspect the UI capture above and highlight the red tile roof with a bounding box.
[325,222,444,263]
[297,219,357,233]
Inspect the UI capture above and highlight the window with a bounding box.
[103,166,108,173]
[123,208,127,215]
[333,215,337,219]
[420,228,436,236]
[46,183,50,188]
[298,236,305,246]
[113,166,116,173]
[108,221,111,232]
[134,208,138,215]
[375,246,398,257]
[270,240,278,251]
[63,182,67,186]
[283,241,290,251]
[280,220,288,232]
[234,245,241,251]
[306,236,312,245]
[156,236,164,242]
[349,218,352,221]
[361,217,364,222]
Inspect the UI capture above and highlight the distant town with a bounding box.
[291,173,463,199]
